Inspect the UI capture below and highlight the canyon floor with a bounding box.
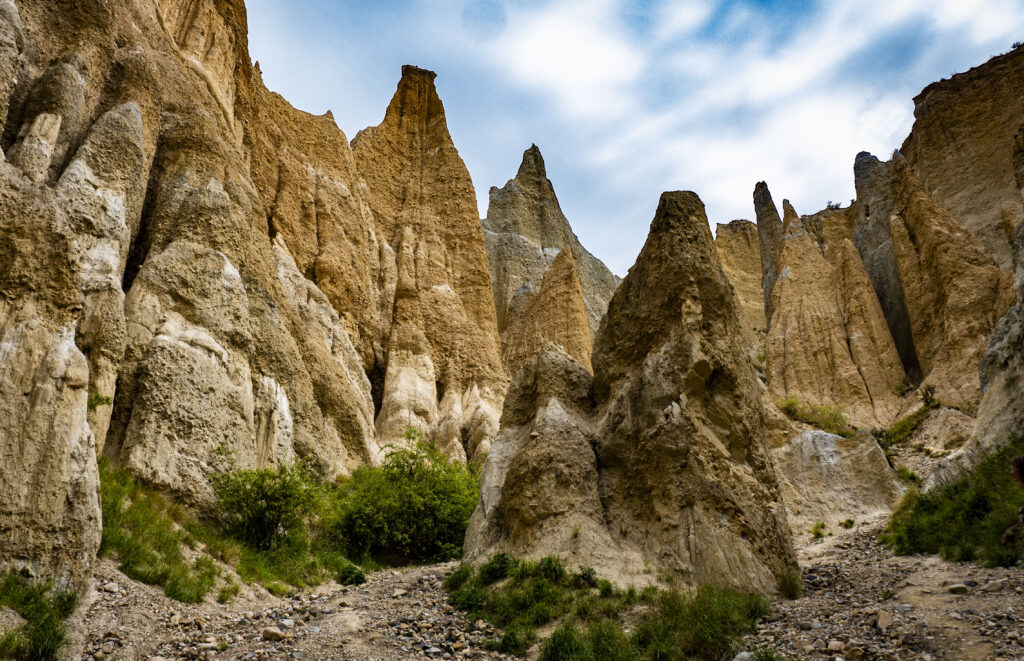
[64,518,1024,661]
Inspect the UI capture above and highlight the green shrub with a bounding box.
[752,647,790,661]
[337,564,366,586]
[811,522,826,539]
[918,383,937,408]
[585,620,635,661]
[882,435,1024,567]
[211,463,315,550]
[574,566,598,589]
[443,564,473,591]
[776,568,803,599]
[776,397,854,436]
[631,585,768,660]
[479,553,515,585]
[840,518,855,529]
[328,439,479,563]
[882,406,933,449]
[541,622,590,661]
[216,582,240,604]
[538,556,567,582]
[86,390,111,414]
[485,623,535,656]
[0,574,78,661]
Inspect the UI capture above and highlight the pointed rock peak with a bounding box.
[516,143,548,181]
[373,64,445,131]
[753,181,776,209]
[401,64,437,82]
[854,150,883,170]
[782,199,798,224]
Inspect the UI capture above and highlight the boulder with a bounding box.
[771,430,903,532]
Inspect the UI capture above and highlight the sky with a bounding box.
[246,0,1024,275]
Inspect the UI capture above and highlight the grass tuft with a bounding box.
[776,396,855,437]
[0,574,78,661]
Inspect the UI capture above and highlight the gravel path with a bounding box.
[71,522,1023,661]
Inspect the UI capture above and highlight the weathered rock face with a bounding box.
[715,220,765,352]
[771,430,902,532]
[0,0,511,583]
[852,152,920,379]
[468,191,797,593]
[483,145,619,338]
[352,66,507,460]
[899,46,1024,269]
[753,182,783,327]
[766,207,906,426]
[889,154,1015,411]
[501,249,593,376]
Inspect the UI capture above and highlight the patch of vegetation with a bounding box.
[211,462,316,550]
[0,574,78,661]
[776,568,803,599]
[839,518,855,529]
[447,555,771,660]
[895,466,922,485]
[892,376,915,396]
[99,458,222,603]
[917,383,937,408]
[86,390,112,414]
[881,435,1024,567]
[810,522,827,539]
[326,435,479,564]
[776,396,855,437]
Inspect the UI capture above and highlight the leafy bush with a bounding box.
[541,622,589,661]
[881,435,1024,566]
[811,522,826,539]
[328,440,479,563]
[776,397,854,437]
[896,466,922,485]
[479,553,515,585]
[211,463,316,550]
[337,564,366,586]
[881,405,934,449]
[0,574,78,661]
[918,383,937,408]
[840,518,855,529]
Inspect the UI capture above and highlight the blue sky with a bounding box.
[246,0,1024,275]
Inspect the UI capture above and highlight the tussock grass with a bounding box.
[0,574,78,661]
[776,396,855,437]
[446,555,774,660]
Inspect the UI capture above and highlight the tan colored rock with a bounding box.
[501,249,593,376]
[771,430,902,532]
[766,208,906,426]
[753,182,783,327]
[889,154,1014,411]
[469,191,797,593]
[352,66,506,459]
[899,47,1024,268]
[483,145,619,337]
[715,219,765,351]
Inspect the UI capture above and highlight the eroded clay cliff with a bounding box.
[483,145,619,339]
[467,191,797,593]
[500,249,593,376]
[715,219,765,352]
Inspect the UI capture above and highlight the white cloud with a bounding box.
[483,0,646,120]
[654,0,716,42]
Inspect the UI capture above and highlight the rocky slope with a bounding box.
[715,219,765,352]
[467,192,797,593]
[482,145,619,341]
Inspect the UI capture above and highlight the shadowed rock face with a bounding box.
[753,182,783,328]
[715,219,765,352]
[900,46,1024,269]
[483,145,619,339]
[852,152,920,380]
[467,191,797,593]
[766,207,907,427]
[501,249,593,375]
